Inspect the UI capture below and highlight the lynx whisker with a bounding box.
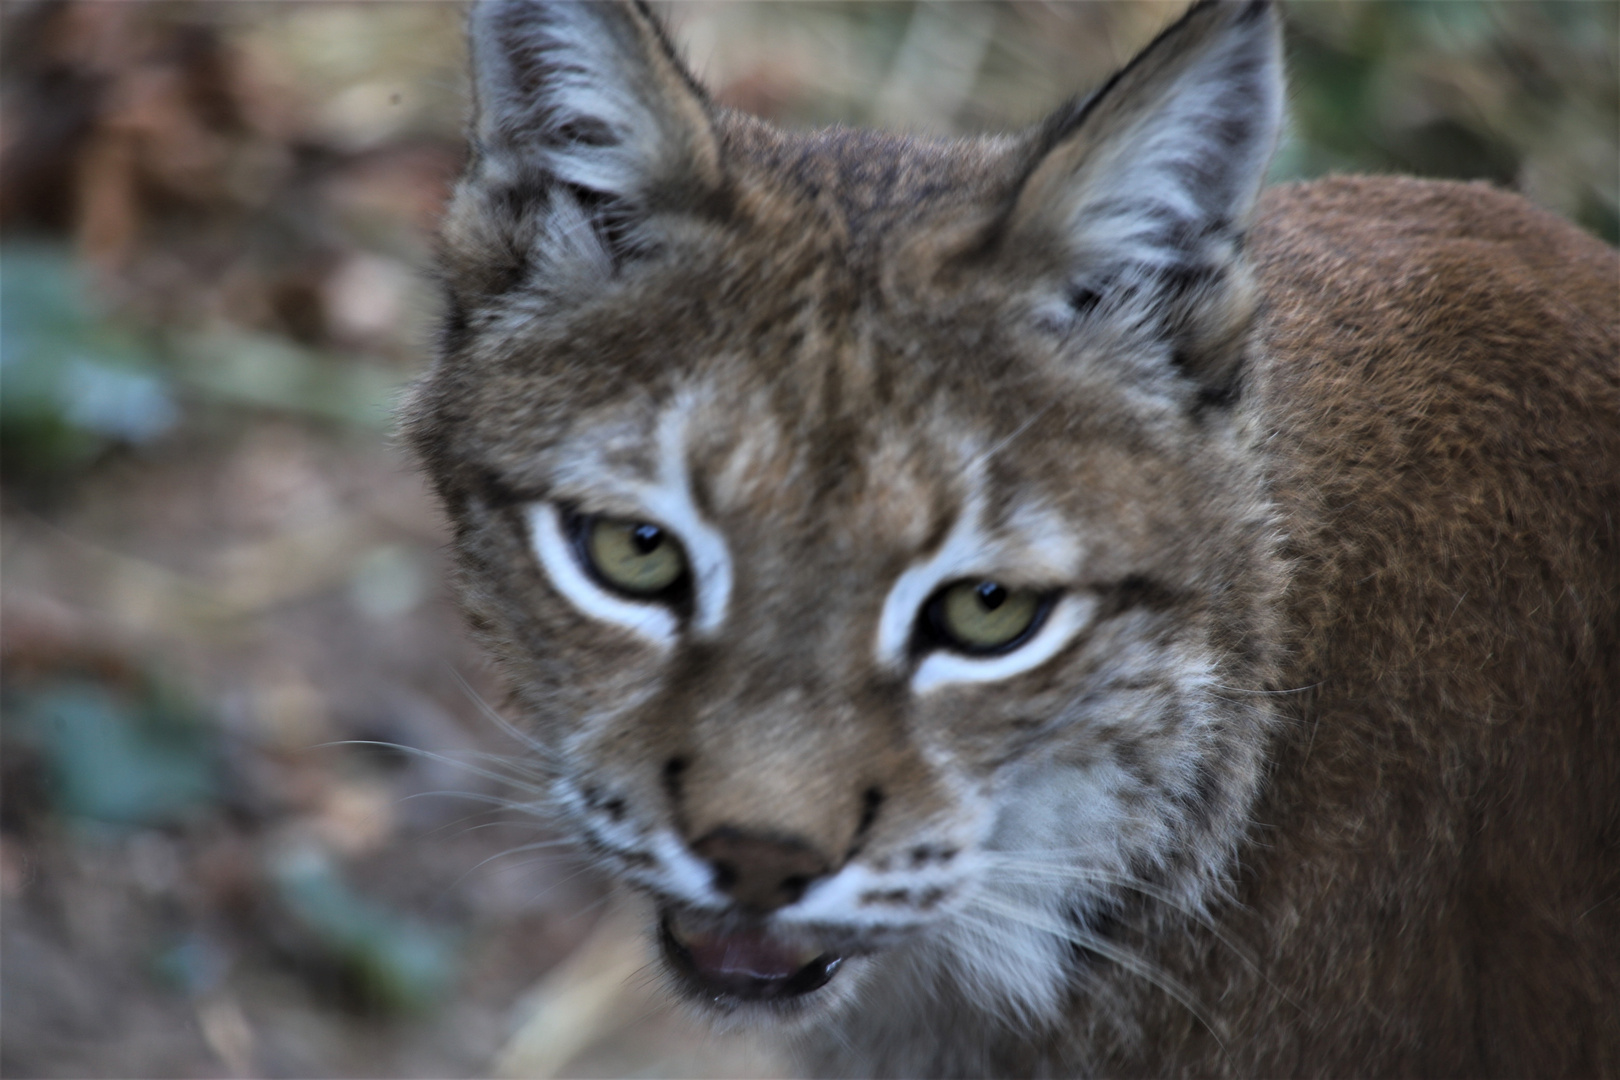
[450,667,562,762]
[978,854,1268,974]
[329,740,559,795]
[955,898,1225,1049]
[1208,681,1320,697]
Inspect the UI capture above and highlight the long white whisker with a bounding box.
[980,855,1316,1022]
[463,838,580,875]
[956,898,1226,1050]
[1209,680,1322,697]
[983,860,1255,962]
[450,666,561,763]
[980,856,1211,903]
[322,739,557,793]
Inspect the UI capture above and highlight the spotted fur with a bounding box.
[405,1,1620,1075]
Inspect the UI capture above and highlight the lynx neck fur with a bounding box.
[404,1,1620,1075]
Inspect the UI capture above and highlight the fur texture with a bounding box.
[405,1,1620,1075]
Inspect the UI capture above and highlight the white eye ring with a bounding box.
[528,501,678,646]
[911,593,1098,695]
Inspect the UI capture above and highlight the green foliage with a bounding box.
[1277,0,1619,242]
[9,679,215,828]
[270,847,458,1014]
[0,244,178,483]
[0,241,403,495]
[171,329,402,432]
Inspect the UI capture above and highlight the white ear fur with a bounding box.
[463,0,720,272]
[1011,0,1283,349]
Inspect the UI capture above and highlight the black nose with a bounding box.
[691,827,831,913]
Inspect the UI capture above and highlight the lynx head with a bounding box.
[406,0,1287,1035]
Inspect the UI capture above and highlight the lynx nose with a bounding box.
[691,827,830,913]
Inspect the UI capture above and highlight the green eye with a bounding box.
[930,581,1046,653]
[584,517,686,595]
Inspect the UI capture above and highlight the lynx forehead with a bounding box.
[406,0,1620,1075]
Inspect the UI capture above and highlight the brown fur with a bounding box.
[1224,177,1620,1076]
[405,2,1619,1075]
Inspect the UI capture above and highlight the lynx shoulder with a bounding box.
[404,1,1620,1075]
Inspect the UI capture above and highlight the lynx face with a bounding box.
[408,0,1287,1031]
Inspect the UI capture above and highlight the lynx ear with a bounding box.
[443,1,722,299]
[1007,0,1283,401]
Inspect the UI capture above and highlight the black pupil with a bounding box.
[632,524,663,555]
[976,583,1007,610]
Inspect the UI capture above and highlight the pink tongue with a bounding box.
[685,928,808,981]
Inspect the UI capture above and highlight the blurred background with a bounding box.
[1,2,1614,1076]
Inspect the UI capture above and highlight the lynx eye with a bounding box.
[927,581,1048,654]
[581,516,687,596]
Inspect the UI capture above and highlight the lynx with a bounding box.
[404,1,1620,1074]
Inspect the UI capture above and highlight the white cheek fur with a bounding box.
[523,394,735,645]
[875,492,990,666]
[874,482,1096,693]
[637,401,732,635]
[527,501,678,647]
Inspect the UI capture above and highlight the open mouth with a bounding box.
[659,909,843,1002]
